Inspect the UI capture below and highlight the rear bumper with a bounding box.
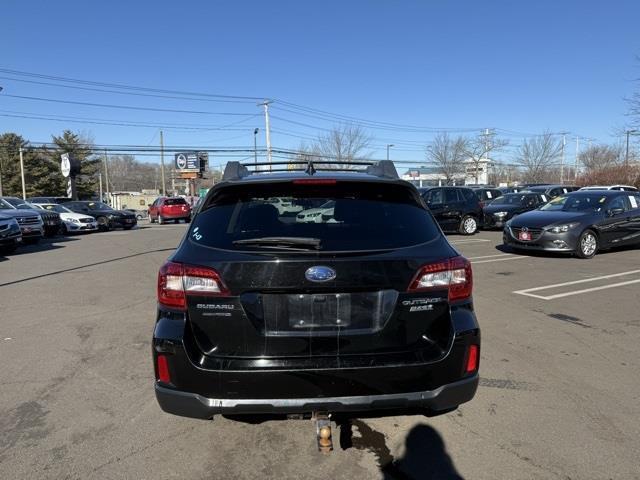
[152,306,480,419]
[155,374,478,419]
[160,212,190,219]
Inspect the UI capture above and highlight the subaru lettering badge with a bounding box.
[305,266,336,283]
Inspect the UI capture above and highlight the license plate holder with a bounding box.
[287,293,351,329]
[518,231,532,241]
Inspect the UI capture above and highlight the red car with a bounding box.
[149,197,192,224]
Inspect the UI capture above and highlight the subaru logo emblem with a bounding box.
[305,266,336,283]
[521,227,528,232]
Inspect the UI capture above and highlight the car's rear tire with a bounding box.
[459,215,478,235]
[150,216,155,224]
[576,229,598,259]
[123,225,133,230]
[159,215,165,225]
[24,237,40,245]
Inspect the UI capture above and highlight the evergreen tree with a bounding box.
[0,133,60,197]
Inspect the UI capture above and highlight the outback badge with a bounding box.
[305,266,336,283]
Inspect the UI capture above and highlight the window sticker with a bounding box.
[541,194,547,202]
[629,196,638,209]
[486,192,493,198]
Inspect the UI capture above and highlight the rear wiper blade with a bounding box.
[232,236,322,250]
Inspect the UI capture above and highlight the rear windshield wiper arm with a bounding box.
[232,236,322,250]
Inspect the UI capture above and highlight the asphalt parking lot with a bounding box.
[1,224,639,479]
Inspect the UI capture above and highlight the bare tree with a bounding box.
[579,144,622,173]
[311,124,373,168]
[463,130,509,184]
[427,133,467,185]
[515,132,563,183]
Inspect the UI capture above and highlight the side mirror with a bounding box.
[608,208,625,217]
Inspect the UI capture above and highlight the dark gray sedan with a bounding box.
[503,190,640,258]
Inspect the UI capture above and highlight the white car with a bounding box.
[263,197,303,215]
[579,185,638,192]
[34,203,98,233]
[296,201,336,223]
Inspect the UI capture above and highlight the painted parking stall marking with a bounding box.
[469,253,531,264]
[449,239,491,245]
[513,269,640,300]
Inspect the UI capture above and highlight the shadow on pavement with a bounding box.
[338,420,463,480]
[11,235,80,255]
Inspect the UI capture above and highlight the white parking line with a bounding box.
[513,269,640,300]
[473,256,530,265]
[468,254,514,260]
[450,239,491,245]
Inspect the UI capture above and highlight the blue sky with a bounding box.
[1,0,639,167]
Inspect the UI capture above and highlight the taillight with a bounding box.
[466,344,479,373]
[408,256,473,301]
[156,354,171,383]
[157,261,229,310]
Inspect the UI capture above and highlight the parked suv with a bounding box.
[420,186,483,234]
[470,187,503,207]
[149,197,192,224]
[1,197,62,237]
[153,161,480,423]
[0,213,22,253]
[523,184,579,199]
[0,199,44,244]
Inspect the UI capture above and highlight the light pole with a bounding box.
[253,128,259,165]
[386,144,394,161]
[625,130,638,168]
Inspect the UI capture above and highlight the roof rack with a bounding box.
[222,160,399,182]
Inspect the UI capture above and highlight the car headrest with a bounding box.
[238,204,280,232]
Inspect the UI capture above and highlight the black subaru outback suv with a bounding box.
[153,161,480,422]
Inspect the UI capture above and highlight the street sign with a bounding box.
[178,171,198,179]
[61,154,71,178]
[174,152,200,172]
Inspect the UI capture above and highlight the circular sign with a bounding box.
[61,154,71,178]
[176,154,187,170]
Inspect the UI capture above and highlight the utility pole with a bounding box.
[258,101,273,168]
[160,129,166,195]
[254,128,259,165]
[574,136,580,181]
[559,132,569,184]
[103,149,110,204]
[386,144,394,161]
[19,147,26,200]
[98,172,103,201]
[625,130,638,167]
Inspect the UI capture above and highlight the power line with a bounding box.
[0,68,264,101]
[0,111,261,131]
[1,94,257,116]
[0,75,259,104]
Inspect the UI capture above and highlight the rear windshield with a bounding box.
[164,198,187,205]
[191,181,439,252]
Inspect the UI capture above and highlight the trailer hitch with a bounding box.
[312,412,333,453]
